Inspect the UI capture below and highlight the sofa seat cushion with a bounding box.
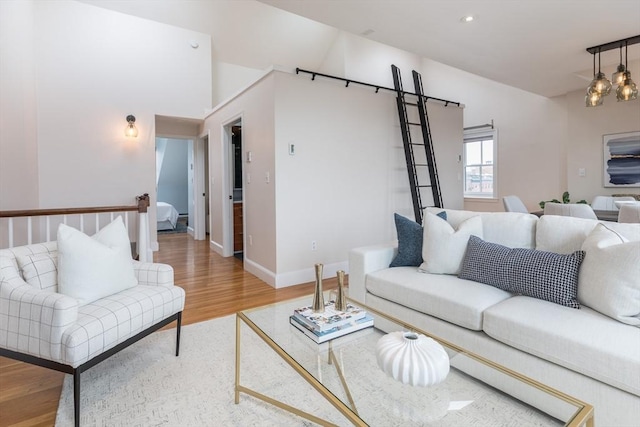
[366,267,512,330]
[60,284,185,367]
[483,296,640,396]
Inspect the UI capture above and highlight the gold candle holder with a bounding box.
[312,263,325,312]
[335,270,346,311]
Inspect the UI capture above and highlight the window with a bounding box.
[463,128,497,198]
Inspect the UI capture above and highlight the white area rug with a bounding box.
[55,315,559,426]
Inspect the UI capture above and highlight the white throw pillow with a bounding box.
[420,213,483,274]
[578,224,640,327]
[17,253,58,292]
[57,217,137,305]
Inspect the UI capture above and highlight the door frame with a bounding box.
[221,115,243,257]
[193,133,208,241]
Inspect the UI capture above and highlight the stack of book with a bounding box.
[289,300,374,343]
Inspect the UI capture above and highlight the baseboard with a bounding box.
[244,257,276,287]
[209,240,224,256]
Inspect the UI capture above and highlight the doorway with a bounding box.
[231,124,243,259]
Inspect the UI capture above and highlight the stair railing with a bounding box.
[0,194,151,261]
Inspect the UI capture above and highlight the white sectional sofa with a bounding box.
[349,209,640,426]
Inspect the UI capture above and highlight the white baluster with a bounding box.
[46,217,51,242]
[137,211,152,262]
[95,214,99,232]
[80,214,84,233]
[8,217,14,248]
[27,217,32,245]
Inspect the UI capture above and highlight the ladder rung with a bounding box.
[417,185,434,188]
[404,102,418,107]
[408,122,420,126]
[414,164,428,166]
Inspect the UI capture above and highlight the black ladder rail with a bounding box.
[391,65,423,223]
[413,69,443,209]
[391,65,445,224]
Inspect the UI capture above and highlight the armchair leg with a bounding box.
[176,311,182,356]
[73,368,81,427]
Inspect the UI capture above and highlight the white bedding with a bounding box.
[157,202,179,230]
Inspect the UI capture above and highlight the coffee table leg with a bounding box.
[235,314,241,404]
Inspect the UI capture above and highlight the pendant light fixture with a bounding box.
[611,45,626,86]
[616,42,638,101]
[585,52,604,107]
[585,35,640,107]
[587,48,612,97]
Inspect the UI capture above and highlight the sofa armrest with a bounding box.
[132,261,174,287]
[348,242,397,304]
[0,279,78,361]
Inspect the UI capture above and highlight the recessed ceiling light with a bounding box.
[460,15,475,23]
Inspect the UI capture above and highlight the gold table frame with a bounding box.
[235,296,594,427]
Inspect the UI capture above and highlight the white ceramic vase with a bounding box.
[376,331,450,387]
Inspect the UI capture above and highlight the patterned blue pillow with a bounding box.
[389,211,447,268]
[459,236,585,308]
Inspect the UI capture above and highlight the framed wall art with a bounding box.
[603,131,640,187]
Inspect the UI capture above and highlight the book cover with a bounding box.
[293,300,367,332]
[289,313,374,344]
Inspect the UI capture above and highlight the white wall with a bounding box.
[203,72,276,282]
[313,32,569,214]
[564,86,640,203]
[0,0,211,217]
[418,57,568,213]
[203,69,462,288]
[0,1,39,209]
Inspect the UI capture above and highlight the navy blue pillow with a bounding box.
[389,211,447,267]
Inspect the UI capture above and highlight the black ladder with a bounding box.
[391,64,443,224]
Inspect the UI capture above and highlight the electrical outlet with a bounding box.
[311,240,317,251]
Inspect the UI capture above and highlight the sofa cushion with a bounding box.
[57,218,138,305]
[536,215,640,254]
[60,284,185,367]
[366,266,512,330]
[459,236,584,308]
[420,213,483,274]
[16,253,58,292]
[578,224,640,326]
[483,296,640,396]
[427,208,538,249]
[389,212,447,268]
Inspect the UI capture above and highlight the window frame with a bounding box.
[463,128,498,199]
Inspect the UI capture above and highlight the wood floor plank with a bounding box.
[0,233,338,426]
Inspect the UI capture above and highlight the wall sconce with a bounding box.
[585,35,639,107]
[125,115,138,138]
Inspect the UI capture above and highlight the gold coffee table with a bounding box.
[235,293,593,426]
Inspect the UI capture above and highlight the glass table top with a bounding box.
[237,292,592,426]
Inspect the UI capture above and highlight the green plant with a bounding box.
[539,191,588,209]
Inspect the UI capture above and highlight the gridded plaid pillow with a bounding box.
[17,253,58,292]
[459,235,585,308]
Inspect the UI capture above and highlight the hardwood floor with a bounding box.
[0,233,338,426]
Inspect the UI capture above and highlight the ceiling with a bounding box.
[79,0,640,98]
[258,0,640,97]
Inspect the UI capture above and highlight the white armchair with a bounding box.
[543,202,598,220]
[0,241,185,427]
[618,203,640,223]
[591,195,636,211]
